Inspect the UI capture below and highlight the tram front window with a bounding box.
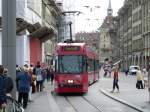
[58,55,83,74]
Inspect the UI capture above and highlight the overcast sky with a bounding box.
[73,0,124,32]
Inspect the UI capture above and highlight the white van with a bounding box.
[129,66,140,75]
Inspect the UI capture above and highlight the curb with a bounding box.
[46,84,61,112]
[46,91,61,112]
[100,89,149,112]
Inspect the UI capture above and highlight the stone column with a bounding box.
[2,0,16,96]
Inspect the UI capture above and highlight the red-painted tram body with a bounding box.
[54,42,99,94]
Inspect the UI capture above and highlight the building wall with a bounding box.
[16,0,27,18]
[99,28,112,63]
[16,0,43,66]
[16,33,30,66]
[26,0,42,24]
[117,0,150,70]
[142,0,150,67]
[75,32,99,54]
[30,38,42,65]
[0,0,61,66]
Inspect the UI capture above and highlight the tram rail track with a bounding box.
[52,85,145,112]
[64,93,145,112]
[65,95,104,112]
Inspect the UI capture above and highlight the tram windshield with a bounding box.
[58,55,83,74]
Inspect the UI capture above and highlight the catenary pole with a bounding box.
[2,0,16,97]
[69,21,72,41]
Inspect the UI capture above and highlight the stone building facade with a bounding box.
[117,0,150,70]
[0,0,64,65]
[75,32,100,53]
[99,0,119,63]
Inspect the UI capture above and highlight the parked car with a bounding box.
[129,66,140,75]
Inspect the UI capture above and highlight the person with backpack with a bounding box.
[33,62,43,92]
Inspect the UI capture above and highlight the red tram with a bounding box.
[54,42,99,93]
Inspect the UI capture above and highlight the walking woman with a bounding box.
[136,69,144,89]
[111,66,119,93]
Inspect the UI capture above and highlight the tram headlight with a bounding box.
[68,80,73,83]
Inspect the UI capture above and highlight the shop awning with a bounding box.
[16,18,31,34]
[0,17,56,41]
[0,17,42,34]
[27,22,41,33]
[29,26,55,42]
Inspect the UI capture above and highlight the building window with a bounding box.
[27,0,41,16]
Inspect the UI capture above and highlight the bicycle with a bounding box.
[7,96,24,112]
[0,96,24,112]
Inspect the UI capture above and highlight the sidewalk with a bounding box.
[24,82,60,112]
[99,70,150,112]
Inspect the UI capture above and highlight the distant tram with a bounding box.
[54,41,99,93]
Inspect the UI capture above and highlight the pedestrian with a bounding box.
[136,69,144,89]
[33,62,43,92]
[16,65,21,73]
[16,65,21,101]
[46,67,51,82]
[3,68,14,94]
[3,68,14,112]
[50,68,54,85]
[28,68,33,102]
[125,68,129,76]
[0,65,7,111]
[41,68,47,89]
[30,64,36,93]
[103,65,108,77]
[16,66,31,109]
[111,66,119,93]
[142,68,148,88]
[0,66,14,112]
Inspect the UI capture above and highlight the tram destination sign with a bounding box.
[63,46,80,51]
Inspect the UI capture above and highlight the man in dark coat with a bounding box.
[16,67,31,109]
[0,65,7,109]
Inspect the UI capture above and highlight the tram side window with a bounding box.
[87,59,94,72]
[82,56,87,72]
